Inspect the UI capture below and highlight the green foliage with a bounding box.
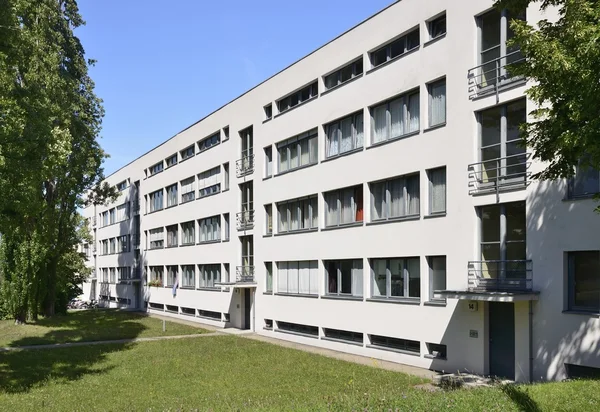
[495,0,600,180]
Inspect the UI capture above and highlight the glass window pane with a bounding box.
[373,260,387,296]
[407,92,420,133]
[327,123,340,157]
[574,165,600,197]
[506,202,526,242]
[354,113,364,149]
[480,107,502,147]
[429,80,446,126]
[389,178,405,218]
[299,138,310,166]
[390,259,404,297]
[372,104,388,143]
[430,168,446,214]
[340,117,353,153]
[407,258,420,298]
[340,260,352,294]
[481,9,501,52]
[571,252,600,310]
[371,182,386,220]
[481,205,501,242]
[390,98,403,138]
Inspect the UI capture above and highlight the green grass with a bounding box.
[0,310,208,347]
[0,335,598,411]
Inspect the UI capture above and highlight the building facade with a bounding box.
[80,0,600,382]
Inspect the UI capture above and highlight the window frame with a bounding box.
[370,89,421,144]
[324,185,364,227]
[166,224,178,248]
[567,251,600,314]
[325,111,364,158]
[371,257,421,300]
[198,215,221,243]
[199,264,221,288]
[427,78,446,127]
[276,195,318,234]
[198,132,221,153]
[323,58,364,90]
[428,256,447,302]
[277,129,318,174]
[370,173,420,222]
[428,13,447,40]
[276,260,319,295]
[149,161,164,176]
[276,81,318,114]
[181,265,195,289]
[325,259,364,297]
[180,145,195,161]
[427,167,447,215]
[166,154,178,168]
[166,183,178,208]
[180,221,196,246]
[149,189,164,213]
[370,27,420,68]
[568,164,600,199]
[180,176,195,203]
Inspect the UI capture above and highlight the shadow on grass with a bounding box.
[0,310,146,394]
[501,384,541,412]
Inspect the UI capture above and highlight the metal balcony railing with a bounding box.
[133,200,140,215]
[236,266,255,283]
[133,233,141,249]
[468,260,533,292]
[236,210,255,230]
[468,153,531,196]
[236,154,255,177]
[467,50,525,99]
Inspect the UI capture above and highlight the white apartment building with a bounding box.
[80,0,600,382]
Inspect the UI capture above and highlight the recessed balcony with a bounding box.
[467,50,525,99]
[236,154,254,178]
[236,210,254,231]
[236,266,255,283]
[468,153,531,195]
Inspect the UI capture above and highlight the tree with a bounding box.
[495,0,600,182]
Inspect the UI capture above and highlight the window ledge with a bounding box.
[562,310,599,317]
[262,118,272,124]
[166,204,178,210]
[197,190,221,201]
[148,170,164,178]
[321,147,364,163]
[179,155,195,164]
[164,285,174,288]
[221,188,229,193]
[424,300,447,307]
[180,198,195,205]
[275,161,318,178]
[274,328,319,339]
[198,142,220,155]
[366,344,420,357]
[274,95,318,119]
[179,243,195,248]
[197,240,221,245]
[222,239,230,243]
[179,286,195,290]
[424,122,446,133]
[321,336,364,347]
[423,33,446,47]
[263,326,273,331]
[165,245,178,249]
[424,354,447,360]
[274,228,319,237]
[263,175,273,181]
[320,73,364,97]
[197,315,223,322]
[424,212,446,220]
[148,247,165,251]
[367,130,420,150]
[274,293,319,299]
[263,292,274,295]
[196,287,221,292]
[180,312,195,317]
[366,297,421,305]
[563,193,599,202]
[321,295,363,302]
[366,46,420,75]
[366,215,420,226]
[147,209,164,215]
[263,234,273,238]
[322,221,364,232]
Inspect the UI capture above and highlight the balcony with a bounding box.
[467,50,525,99]
[236,154,254,178]
[236,210,254,231]
[133,233,141,249]
[468,153,531,196]
[133,200,140,215]
[236,266,255,283]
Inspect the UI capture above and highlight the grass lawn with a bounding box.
[0,310,208,347]
[0,335,598,411]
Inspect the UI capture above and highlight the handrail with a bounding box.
[468,260,533,292]
[235,265,255,282]
[236,209,255,230]
[467,152,531,197]
[467,50,525,98]
[236,154,255,177]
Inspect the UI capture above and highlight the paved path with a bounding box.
[0,332,221,352]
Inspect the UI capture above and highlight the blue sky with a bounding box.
[76,0,394,176]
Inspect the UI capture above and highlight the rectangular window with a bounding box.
[102,268,108,282]
[181,265,195,288]
[149,161,164,176]
[116,203,129,222]
[324,185,363,227]
[265,146,273,177]
[102,240,108,255]
[149,228,164,249]
[180,145,195,161]
[276,321,319,337]
[370,335,420,354]
[567,251,600,313]
[277,81,318,114]
[198,132,220,153]
[166,183,178,208]
[109,208,115,225]
[428,14,446,40]
[428,79,446,127]
[223,213,230,241]
[276,260,318,295]
[223,126,229,141]
[266,262,273,293]
[118,235,129,253]
[223,163,229,190]
[117,267,130,281]
[325,259,363,297]
[325,112,364,158]
[371,90,420,144]
[166,153,178,168]
[109,238,116,254]
[150,266,164,284]
[323,328,363,344]
[265,204,273,235]
[370,27,420,67]
[264,104,272,120]
[166,224,178,247]
[277,129,318,174]
[428,167,446,214]
[199,264,221,288]
[428,256,447,302]
[198,215,220,243]
[569,164,600,199]
[223,263,230,283]
[324,58,363,90]
[116,180,127,191]
[371,257,420,299]
[198,166,221,198]
[110,268,116,283]
[180,176,195,203]
[102,212,108,227]
[181,221,195,245]
[149,189,164,212]
[370,174,420,221]
[427,342,447,359]
[277,195,318,234]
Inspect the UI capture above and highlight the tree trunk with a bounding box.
[14,310,26,325]
[44,256,59,317]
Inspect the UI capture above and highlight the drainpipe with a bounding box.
[529,300,534,382]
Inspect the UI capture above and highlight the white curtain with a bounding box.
[354,113,364,149]
[430,168,446,213]
[309,261,319,295]
[288,262,299,293]
[325,192,338,226]
[372,105,387,143]
[302,199,310,229]
[407,175,420,215]
[341,188,354,224]
[181,177,194,194]
[309,135,318,163]
[390,98,403,138]
[289,143,299,169]
[278,146,288,173]
[277,262,288,293]
[408,92,420,132]
[389,178,405,218]
[340,117,353,153]
[278,204,288,232]
[149,228,163,242]
[116,204,128,221]
[327,124,340,157]
[373,260,387,296]
[299,138,310,166]
[352,260,363,297]
[430,81,446,126]
[290,201,299,231]
[298,261,310,294]
[310,197,318,228]
[371,182,386,220]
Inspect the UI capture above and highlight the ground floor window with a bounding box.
[567,251,600,313]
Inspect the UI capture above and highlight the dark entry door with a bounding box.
[489,302,515,379]
[243,289,251,330]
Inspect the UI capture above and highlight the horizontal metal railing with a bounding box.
[133,233,141,248]
[468,260,533,292]
[236,266,255,283]
[236,210,255,230]
[468,153,531,195]
[236,154,255,177]
[133,200,140,215]
[467,50,525,98]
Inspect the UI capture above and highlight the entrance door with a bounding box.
[243,289,251,330]
[489,302,515,379]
